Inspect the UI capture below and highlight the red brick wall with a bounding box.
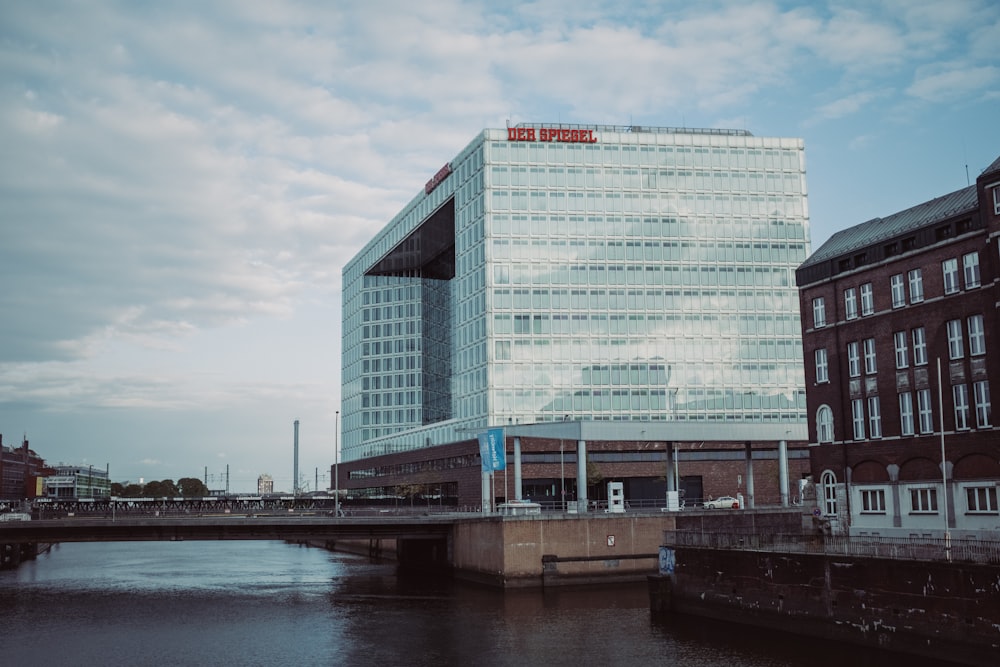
[337,436,810,507]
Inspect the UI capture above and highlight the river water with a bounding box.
[1,541,950,666]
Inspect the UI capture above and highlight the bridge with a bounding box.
[0,513,458,544]
[0,508,687,587]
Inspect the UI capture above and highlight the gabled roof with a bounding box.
[982,154,1000,179]
[800,185,978,270]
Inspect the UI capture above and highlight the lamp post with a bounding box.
[936,358,951,560]
[334,410,340,518]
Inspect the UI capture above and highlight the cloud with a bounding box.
[847,135,874,151]
[1,0,997,405]
[811,91,881,122]
[907,64,1000,101]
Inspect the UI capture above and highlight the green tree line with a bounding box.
[110,477,210,498]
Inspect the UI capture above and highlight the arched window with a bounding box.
[817,405,834,443]
[821,470,838,516]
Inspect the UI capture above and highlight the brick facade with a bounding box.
[796,155,1000,537]
[334,436,809,509]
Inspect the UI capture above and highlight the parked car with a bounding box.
[703,495,739,509]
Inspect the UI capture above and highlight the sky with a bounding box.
[1,1,998,493]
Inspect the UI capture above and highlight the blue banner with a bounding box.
[478,428,506,472]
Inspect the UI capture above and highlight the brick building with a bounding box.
[336,421,811,511]
[796,155,1000,538]
[0,435,50,502]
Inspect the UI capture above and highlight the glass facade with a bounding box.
[341,125,809,462]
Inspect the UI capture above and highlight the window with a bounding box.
[974,380,992,428]
[962,252,980,288]
[893,331,909,369]
[814,348,828,383]
[844,287,858,319]
[890,274,905,308]
[860,282,874,315]
[917,388,934,434]
[899,392,914,436]
[868,396,882,438]
[946,319,964,360]
[847,341,861,377]
[852,398,865,440]
[863,338,877,374]
[910,487,938,513]
[908,269,924,303]
[861,488,886,513]
[993,186,1000,216]
[817,405,834,443]
[942,258,959,294]
[812,297,826,328]
[821,471,838,516]
[912,327,927,366]
[968,314,985,356]
[953,384,970,430]
[966,486,998,513]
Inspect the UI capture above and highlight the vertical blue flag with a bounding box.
[488,428,506,471]
[478,428,506,471]
[478,432,491,472]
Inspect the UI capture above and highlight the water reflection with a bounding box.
[0,541,958,667]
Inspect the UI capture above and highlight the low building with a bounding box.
[44,465,111,500]
[257,474,274,495]
[0,435,50,501]
[796,155,1000,538]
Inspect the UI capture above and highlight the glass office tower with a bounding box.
[342,124,809,462]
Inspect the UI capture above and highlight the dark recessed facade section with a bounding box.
[367,198,455,280]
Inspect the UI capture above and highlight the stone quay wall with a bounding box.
[650,545,1000,667]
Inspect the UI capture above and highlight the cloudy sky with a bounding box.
[1,1,998,493]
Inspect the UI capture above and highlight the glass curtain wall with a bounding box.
[484,128,808,426]
[342,126,809,461]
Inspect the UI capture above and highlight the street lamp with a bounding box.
[936,357,951,560]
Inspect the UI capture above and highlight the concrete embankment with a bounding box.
[314,512,679,587]
[649,545,1000,667]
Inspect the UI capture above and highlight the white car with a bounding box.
[703,496,739,509]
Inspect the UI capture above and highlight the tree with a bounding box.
[587,459,605,501]
[110,482,125,496]
[177,477,209,497]
[122,483,144,497]
[143,479,178,498]
[586,460,604,487]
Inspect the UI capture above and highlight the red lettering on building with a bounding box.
[424,162,452,194]
[507,127,598,144]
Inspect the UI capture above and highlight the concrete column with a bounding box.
[481,471,491,513]
[577,439,588,513]
[665,442,676,493]
[778,439,789,507]
[513,437,522,501]
[744,441,755,509]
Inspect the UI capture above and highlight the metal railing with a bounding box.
[665,530,1000,565]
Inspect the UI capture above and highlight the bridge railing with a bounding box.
[664,529,1000,565]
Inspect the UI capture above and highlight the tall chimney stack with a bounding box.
[293,420,300,496]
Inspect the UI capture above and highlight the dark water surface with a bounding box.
[1,541,948,666]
